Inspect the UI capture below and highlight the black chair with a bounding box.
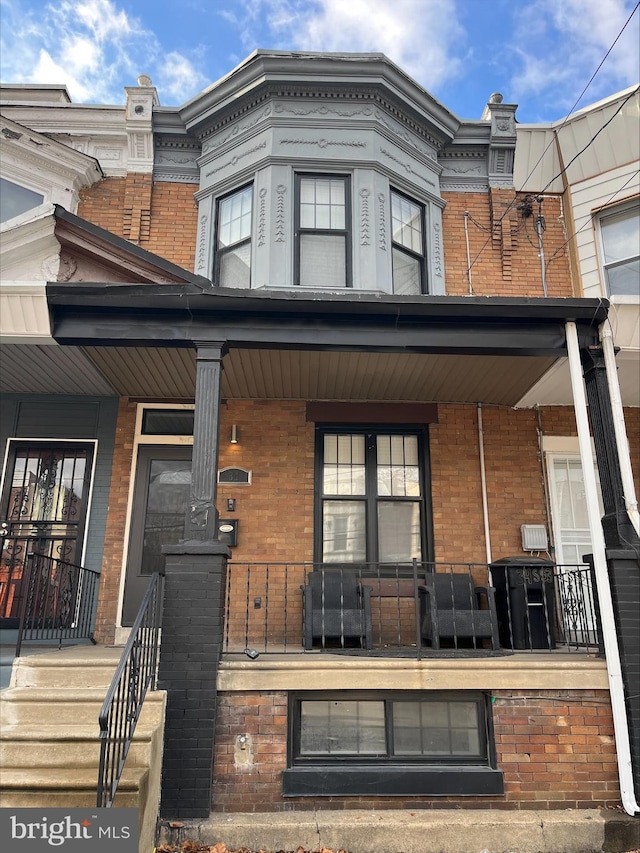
[419,572,500,650]
[302,570,373,650]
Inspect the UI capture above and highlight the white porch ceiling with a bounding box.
[1,343,562,406]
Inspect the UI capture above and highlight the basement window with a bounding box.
[283,692,503,797]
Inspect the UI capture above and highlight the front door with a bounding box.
[122,446,192,625]
[0,442,94,625]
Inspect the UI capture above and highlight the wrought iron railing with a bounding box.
[97,572,163,808]
[224,560,602,657]
[14,551,100,656]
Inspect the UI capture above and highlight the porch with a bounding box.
[223,560,602,659]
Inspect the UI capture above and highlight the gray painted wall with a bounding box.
[0,394,119,573]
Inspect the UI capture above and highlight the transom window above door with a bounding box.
[317,430,427,567]
[296,175,351,288]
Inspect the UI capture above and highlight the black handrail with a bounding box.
[15,552,100,656]
[97,572,163,808]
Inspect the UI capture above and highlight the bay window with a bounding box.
[296,174,351,287]
[216,184,253,288]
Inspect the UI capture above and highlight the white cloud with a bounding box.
[0,0,206,104]
[226,0,465,90]
[511,0,639,116]
[158,52,209,102]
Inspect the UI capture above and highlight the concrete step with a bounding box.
[10,646,124,688]
[0,765,149,809]
[0,687,165,727]
[0,725,155,767]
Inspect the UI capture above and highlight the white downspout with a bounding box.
[566,320,640,816]
[600,322,640,537]
[477,403,492,566]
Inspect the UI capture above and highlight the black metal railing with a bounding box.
[14,552,100,656]
[224,561,602,657]
[97,572,163,808]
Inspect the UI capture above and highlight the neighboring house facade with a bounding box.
[1,53,638,823]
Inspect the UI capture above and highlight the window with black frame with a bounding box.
[283,691,503,796]
[391,189,427,295]
[318,429,426,569]
[215,184,253,288]
[296,174,350,287]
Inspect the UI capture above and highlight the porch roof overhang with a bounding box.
[47,283,607,354]
[30,283,609,406]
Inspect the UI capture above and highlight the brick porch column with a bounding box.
[158,342,230,818]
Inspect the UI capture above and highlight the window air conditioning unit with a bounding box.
[521,524,548,551]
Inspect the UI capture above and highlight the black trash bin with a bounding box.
[491,557,556,649]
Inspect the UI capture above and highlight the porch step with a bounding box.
[0,765,149,809]
[0,687,166,727]
[0,645,166,853]
[0,724,155,767]
[9,645,124,688]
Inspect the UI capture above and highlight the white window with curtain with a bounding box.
[296,174,350,288]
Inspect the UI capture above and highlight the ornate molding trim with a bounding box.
[432,222,443,278]
[202,105,272,154]
[275,185,287,243]
[380,147,435,187]
[196,213,209,275]
[279,137,366,149]
[204,140,267,178]
[377,193,387,251]
[258,188,268,247]
[360,189,371,246]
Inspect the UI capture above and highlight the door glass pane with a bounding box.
[141,461,191,575]
[377,501,421,562]
[323,500,366,562]
[300,700,386,754]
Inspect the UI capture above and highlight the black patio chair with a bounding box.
[419,572,500,650]
[302,570,373,650]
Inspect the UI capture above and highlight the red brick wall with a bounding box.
[78,178,199,270]
[211,689,619,812]
[94,398,137,644]
[441,191,574,298]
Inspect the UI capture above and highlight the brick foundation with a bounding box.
[211,689,620,812]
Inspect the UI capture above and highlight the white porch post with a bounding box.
[566,320,639,816]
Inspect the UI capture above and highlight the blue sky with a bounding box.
[0,0,638,122]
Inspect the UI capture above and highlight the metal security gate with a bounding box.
[0,442,93,625]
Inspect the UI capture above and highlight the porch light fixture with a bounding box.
[230,424,239,444]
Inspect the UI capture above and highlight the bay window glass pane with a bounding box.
[219,243,251,288]
[378,501,421,562]
[300,700,386,755]
[300,178,346,230]
[392,193,422,251]
[218,186,252,248]
[323,500,366,562]
[392,249,421,295]
[300,233,346,287]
